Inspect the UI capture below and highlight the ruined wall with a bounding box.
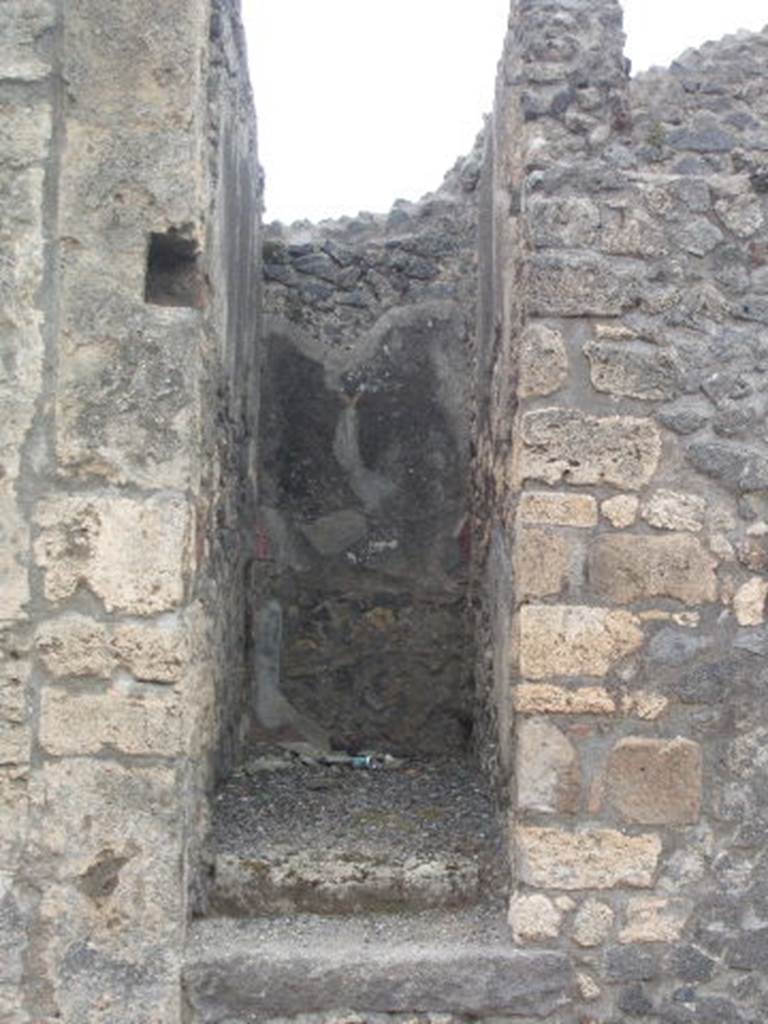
[476,0,768,1019]
[257,154,480,754]
[0,2,261,1020]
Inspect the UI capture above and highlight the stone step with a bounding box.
[208,849,482,917]
[183,915,574,1021]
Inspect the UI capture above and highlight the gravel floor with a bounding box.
[213,744,508,897]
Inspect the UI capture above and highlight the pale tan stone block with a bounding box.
[36,615,111,677]
[516,527,571,598]
[573,898,614,946]
[508,892,562,943]
[519,605,643,679]
[39,686,182,757]
[516,827,661,889]
[605,737,702,825]
[111,618,189,684]
[37,613,190,684]
[34,494,191,614]
[620,692,669,721]
[520,410,661,490]
[514,684,616,715]
[601,494,639,528]
[28,759,183,941]
[589,534,717,606]
[518,324,568,398]
[517,719,580,814]
[641,490,706,532]
[733,576,768,626]
[518,491,597,529]
[619,897,692,943]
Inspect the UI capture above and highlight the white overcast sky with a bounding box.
[241,0,767,224]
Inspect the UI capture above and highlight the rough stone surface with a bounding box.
[619,897,691,943]
[7,1,768,1020]
[588,534,718,606]
[516,719,580,813]
[33,495,191,614]
[641,491,707,532]
[518,324,568,397]
[573,899,615,947]
[601,494,639,528]
[733,576,768,626]
[605,738,703,825]
[584,339,681,400]
[518,491,598,527]
[508,893,563,943]
[516,827,661,890]
[183,920,573,1019]
[519,410,662,490]
[513,684,617,716]
[519,605,644,679]
[516,527,572,598]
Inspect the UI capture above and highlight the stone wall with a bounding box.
[476,1,768,1019]
[5,0,768,1020]
[0,1,261,1020]
[256,152,481,754]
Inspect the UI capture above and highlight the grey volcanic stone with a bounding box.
[647,628,712,666]
[658,399,710,435]
[668,127,737,152]
[605,946,659,982]
[618,983,655,1016]
[670,945,715,982]
[687,442,768,493]
[727,927,768,970]
[673,661,729,704]
[734,626,768,656]
[183,923,573,1019]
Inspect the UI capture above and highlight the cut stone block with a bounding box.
[516,827,661,889]
[183,917,573,1019]
[520,410,661,490]
[605,737,703,825]
[519,605,643,679]
[588,534,717,606]
[210,851,482,917]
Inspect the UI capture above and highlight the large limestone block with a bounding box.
[520,410,661,490]
[26,759,185,1020]
[519,605,643,679]
[516,827,661,889]
[37,612,189,683]
[517,719,580,813]
[29,759,183,941]
[39,686,182,757]
[34,495,191,614]
[588,534,717,606]
[605,737,703,825]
